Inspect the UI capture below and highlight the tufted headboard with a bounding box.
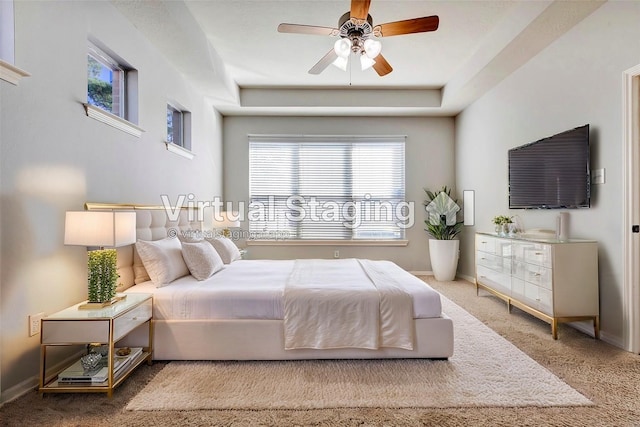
[85,203,203,291]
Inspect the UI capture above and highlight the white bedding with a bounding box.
[284,259,414,350]
[125,259,442,322]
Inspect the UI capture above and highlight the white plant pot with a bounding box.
[429,239,460,281]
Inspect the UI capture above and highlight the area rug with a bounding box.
[126,296,592,411]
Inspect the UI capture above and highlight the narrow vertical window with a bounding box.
[165,102,192,157]
[87,43,125,118]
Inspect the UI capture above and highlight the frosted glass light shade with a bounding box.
[332,55,348,71]
[333,38,352,58]
[64,211,136,247]
[360,55,376,71]
[363,39,382,58]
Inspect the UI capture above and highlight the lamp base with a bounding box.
[78,294,127,310]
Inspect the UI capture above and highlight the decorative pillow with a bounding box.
[206,236,242,264]
[132,245,151,284]
[181,241,224,280]
[135,237,190,287]
[177,229,204,243]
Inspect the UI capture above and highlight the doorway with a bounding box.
[623,64,640,353]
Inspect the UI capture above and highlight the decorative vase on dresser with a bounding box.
[474,232,599,339]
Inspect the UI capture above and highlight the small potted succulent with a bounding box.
[492,215,513,236]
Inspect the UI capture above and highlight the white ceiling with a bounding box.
[184,0,513,88]
[112,0,606,115]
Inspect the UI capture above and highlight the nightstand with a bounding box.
[39,293,153,397]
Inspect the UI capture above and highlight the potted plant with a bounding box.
[424,186,464,281]
[492,215,513,236]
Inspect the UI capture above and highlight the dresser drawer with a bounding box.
[476,235,498,255]
[476,251,510,275]
[477,265,511,295]
[513,260,550,286]
[521,244,552,267]
[523,283,553,316]
[113,299,152,342]
[476,235,512,257]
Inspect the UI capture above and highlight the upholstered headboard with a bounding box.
[85,203,203,291]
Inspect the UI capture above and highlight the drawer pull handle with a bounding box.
[132,317,138,321]
[534,273,541,277]
[535,252,543,255]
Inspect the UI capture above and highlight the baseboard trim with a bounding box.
[410,270,432,276]
[0,351,82,405]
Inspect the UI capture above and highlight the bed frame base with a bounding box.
[121,316,454,360]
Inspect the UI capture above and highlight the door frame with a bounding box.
[623,64,640,353]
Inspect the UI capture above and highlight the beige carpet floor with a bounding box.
[2,277,640,426]
[126,296,590,411]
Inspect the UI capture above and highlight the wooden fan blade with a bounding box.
[278,23,339,36]
[309,49,339,75]
[350,0,371,20]
[378,15,439,37]
[373,54,393,76]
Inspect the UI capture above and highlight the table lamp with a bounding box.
[214,211,240,238]
[64,211,136,308]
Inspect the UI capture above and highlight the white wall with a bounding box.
[455,1,640,346]
[0,1,222,400]
[223,116,456,272]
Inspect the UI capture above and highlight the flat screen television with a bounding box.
[508,124,590,209]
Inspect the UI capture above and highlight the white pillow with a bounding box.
[177,229,204,243]
[206,236,242,264]
[135,237,190,287]
[181,241,224,281]
[132,245,151,284]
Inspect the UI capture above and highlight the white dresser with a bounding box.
[475,232,599,339]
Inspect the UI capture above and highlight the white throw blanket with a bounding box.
[283,259,414,350]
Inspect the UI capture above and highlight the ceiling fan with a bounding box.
[277,0,439,77]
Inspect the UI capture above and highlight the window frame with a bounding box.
[0,0,30,85]
[87,43,126,118]
[165,101,193,159]
[248,135,408,245]
[83,41,141,137]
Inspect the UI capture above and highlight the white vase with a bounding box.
[429,239,460,281]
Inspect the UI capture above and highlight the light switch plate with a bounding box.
[592,168,605,185]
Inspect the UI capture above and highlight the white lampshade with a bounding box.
[214,211,240,229]
[360,54,376,71]
[64,211,136,247]
[332,55,348,71]
[333,38,352,58]
[363,38,382,58]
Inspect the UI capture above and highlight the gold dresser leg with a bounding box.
[551,319,559,340]
[594,316,600,339]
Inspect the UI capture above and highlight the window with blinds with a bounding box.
[249,135,406,240]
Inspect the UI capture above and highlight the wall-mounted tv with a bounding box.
[508,124,590,209]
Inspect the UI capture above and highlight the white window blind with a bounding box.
[249,135,406,240]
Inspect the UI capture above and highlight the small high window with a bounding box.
[87,43,126,118]
[166,103,191,150]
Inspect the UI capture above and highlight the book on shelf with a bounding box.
[57,347,144,384]
[58,362,108,384]
[113,347,143,375]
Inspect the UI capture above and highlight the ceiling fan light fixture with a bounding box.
[332,55,349,71]
[360,54,376,71]
[333,38,352,58]
[363,38,382,58]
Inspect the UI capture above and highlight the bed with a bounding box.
[98,204,454,360]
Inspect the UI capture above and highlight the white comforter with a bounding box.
[125,259,442,323]
[284,259,414,350]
